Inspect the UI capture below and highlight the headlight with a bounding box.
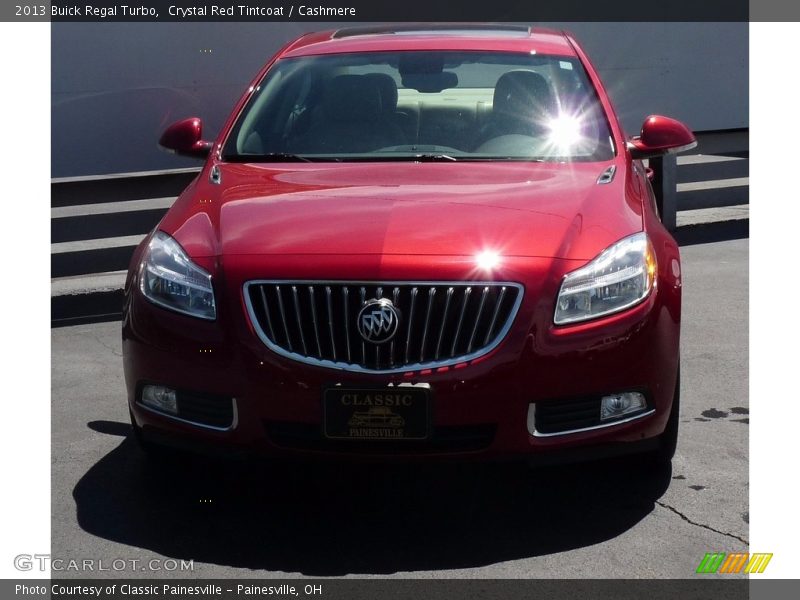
[554,232,656,325]
[139,231,216,320]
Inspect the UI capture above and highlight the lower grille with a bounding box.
[264,421,496,454]
[534,397,602,434]
[137,389,235,430]
[176,391,235,429]
[533,394,652,435]
[244,281,523,373]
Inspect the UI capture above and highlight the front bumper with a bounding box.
[123,262,680,462]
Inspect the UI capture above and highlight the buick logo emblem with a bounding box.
[357,299,400,344]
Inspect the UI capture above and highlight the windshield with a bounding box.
[223,51,616,162]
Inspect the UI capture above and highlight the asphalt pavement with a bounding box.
[50,238,749,579]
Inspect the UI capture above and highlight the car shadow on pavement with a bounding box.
[73,421,672,576]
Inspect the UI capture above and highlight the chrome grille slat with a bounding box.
[374,285,383,368]
[342,287,351,362]
[467,286,490,353]
[275,286,292,352]
[451,286,472,357]
[245,281,523,374]
[359,287,366,365]
[325,286,337,361]
[405,287,418,364]
[258,286,276,341]
[484,286,507,345]
[420,287,436,362]
[435,287,454,360]
[291,286,307,355]
[390,287,400,365]
[308,286,322,357]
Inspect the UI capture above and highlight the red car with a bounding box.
[123,24,695,464]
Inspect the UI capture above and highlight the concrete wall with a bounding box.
[52,22,748,177]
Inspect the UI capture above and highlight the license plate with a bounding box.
[323,385,431,440]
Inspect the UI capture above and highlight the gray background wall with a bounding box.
[52,22,748,178]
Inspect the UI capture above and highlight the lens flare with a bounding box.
[476,250,501,271]
[546,114,583,151]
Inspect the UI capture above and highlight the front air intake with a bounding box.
[244,281,523,373]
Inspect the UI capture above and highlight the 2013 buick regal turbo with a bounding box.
[122,24,695,464]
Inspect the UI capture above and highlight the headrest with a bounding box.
[365,73,399,112]
[320,75,383,122]
[493,71,556,122]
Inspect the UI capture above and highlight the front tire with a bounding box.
[650,366,680,465]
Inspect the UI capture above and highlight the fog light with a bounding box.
[141,385,178,415]
[600,392,646,421]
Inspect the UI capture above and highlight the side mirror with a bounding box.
[159,117,213,159]
[627,115,697,159]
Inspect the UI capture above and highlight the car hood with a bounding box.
[166,161,643,262]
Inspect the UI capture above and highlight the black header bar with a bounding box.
[4,0,750,23]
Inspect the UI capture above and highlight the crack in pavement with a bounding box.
[92,333,122,358]
[656,500,749,545]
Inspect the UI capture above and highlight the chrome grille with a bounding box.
[244,281,523,373]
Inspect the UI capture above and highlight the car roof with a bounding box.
[281,24,577,59]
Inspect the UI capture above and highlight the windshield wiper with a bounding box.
[414,153,458,162]
[224,153,318,163]
[373,154,459,162]
[224,153,462,163]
